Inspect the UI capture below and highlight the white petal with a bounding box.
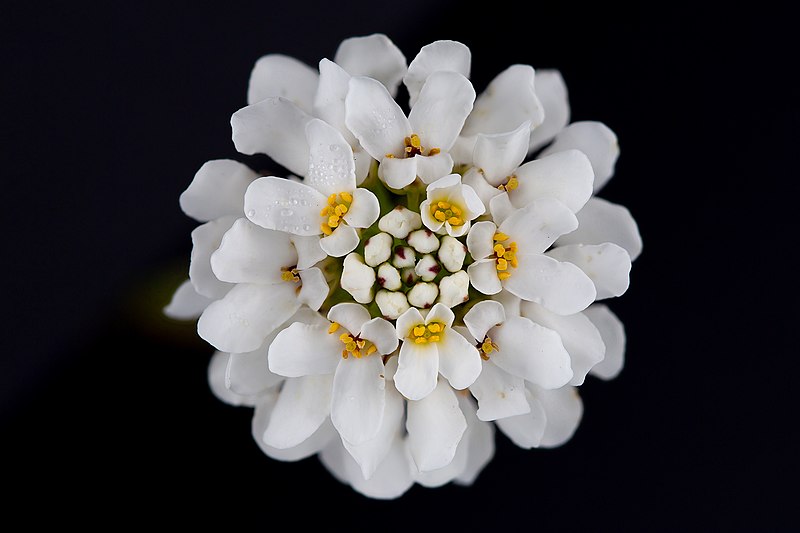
[340,253,376,304]
[180,160,257,222]
[528,69,570,152]
[490,316,573,388]
[450,134,477,166]
[313,59,354,144]
[406,380,467,472]
[327,302,371,336]
[505,254,596,315]
[404,40,471,107]
[345,76,412,160]
[332,355,386,445]
[488,192,515,225]
[394,341,438,401]
[470,360,530,421]
[263,374,333,449]
[533,385,583,448]
[244,177,326,236]
[511,150,595,213]
[353,148,373,184]
[520,301,604,386]
[267,322,340,377]
[320,224,359,257]
[454,394,495,486]
[253,395,336,462]
[290,235,326,270]
[473,121,531,185]
[419,199,444,233]
[198,282,300,353]
[495,389,547,448]
[247,54,319,112]
[466,220,497,260]
[547,243,631,299]
[164,280,211,320]
[378,155,418,189]
[462,167,502,210]
[426,302,455,327]
[467,259,502,295]
[208,352,256,407]
[210,218,297,284]
[334,34,407,97]
[360,318,399,354]
[415,152,454,185]
[556,197,643,261]
[492,290,522,318]
[395,307,425,339]
[462,65,543,136]
[305,119,356,196]
[297,267,328,310]
[189,215,236,299]
[585,304,626,381]
[409,71,475,152]
[415,426,469,489]
[438,236,467,273]
[461,182,486,218]
[499,197,579,254]
[231,97,313,176]
[343,188,380,228]
[463,300,505,343]
[226,328,285,396]
[437,327,482,390]
[540,121,619,192]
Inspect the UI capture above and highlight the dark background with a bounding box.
[2,2,796,529]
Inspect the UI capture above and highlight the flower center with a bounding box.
[497,176,519,192]
[328,322,377,358]
[492,232,518,281]
[387,133,440,158]
[319,192,353,235]
[477,335,499,360]
[430,200,465,226]
[408,321,445,344]
[280,266,301,282]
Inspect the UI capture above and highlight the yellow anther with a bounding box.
[434,210,446,222]
[410,134,421,149]
[327,194,337,206]
[450,205,462,215]
[415,337,428,344]
[497,258,508,271]
[428,148,441,156]
[356,339,366,349]
[447,216,463,226]
[352,349,361,358]
[339,333,353,343]
[280,268,300,282]
[328,322,340,334]
[328,215,340,228]
[505,177,519,191]
[335,204,348,216]
[342,350,349,359]
[494,243,506,256]
[366,345,377,356]
[481,341,494,354]
[340,191,353,203]
[385,153,395,159]
[437,201,451,210]
[510,256,519,268]
[413,325,426,337]
[427,323,441,333]
[493,232,510,242]
[320,223,333,236]
[509,242,518,252]
[280,271,294,282]
[320,206,331,216]
[498,272,512,280]
[345,341,357,351]
[428,335,440,342]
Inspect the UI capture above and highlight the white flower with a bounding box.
[340,253,376,304]
[419,173,485,237]
[495,384,584,450]
[244,119,380,257]
[466,198,597,315]
[394,303,481,400]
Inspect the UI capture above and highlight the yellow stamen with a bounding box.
[327,194,337,206]
[280,267,300,283]
[340,191,353,203]
[450,205,461,216]
[447,216,462,226]
[415,337,428,344]
[494,243,506,256]
[428,148,441,156]
[434,210,446,222]
[427,323,441,333]
[339,333,353,343]
[366,345,377,356]
[345,341,357,352]
[497,175,519,192]
[437,201,451,210]
[428,335,440,342]
[328,215,340,228]
[320,223,333,236]
[481,340,494,354]
[413,325,426,337]
[498,272,512,280]
[334,204,348,216]
[497,258,508,271]
[328,322,340,334]
[493,232,509,241]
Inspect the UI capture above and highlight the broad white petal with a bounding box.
[463,65,543,136]
[263,374,333,449]
[461,182,486,218]
[492,290,522,318]
[495,389,547,448]
[253,395,336,462]
[247,54,319,111]
[353,148,372,184]
[585,304,626,380]
[208,352,256,407]
[210,218,297,284]
[463,300,506,343]
[305,118,356,196]
[505,254,596,315]
[290,235,326,270]
[426,302,456,327]
[378,155,418,189]
[528,69,570,152]
[244,177,326,236]
[467,259,502,295]
[313,59,354,143]
[419,199,444,233]
[466,220,497,260]
[360,317,399,354]
[409,71,475,152]
[227,335,284,396]
[450,134,477,166]
[437,327,482,390]
[268,322,340,377]
[341,253,375,304]
[320,224,359,257]
[395,307,425,339]
[345,76,412,160]
[533,385,583,448]
[332,356,386,445]
[540,121,619,192]
[520,301,604,386]
[473,121,531,185]
[164,280,211,320]
[490,316,573,388]
[556,197,643,261]
[511,150,595,213]
[343,188,380,228]
[180,160,257,222]
[404,40,471,107]
[231,97,313,176]
[297,267,328,310]
[406,380,467,472]
[189,215,236,299]
[198,282,300,353]
[488,192,515,225]
[454,394,495,486]
[415,152,454,185]
[327,302,370,336]
[499,197,579,254]
[394,341,438,401]
[470,360,529,421]
[547,243,631,299]
[462,167,502,210]
[335,34,407,97]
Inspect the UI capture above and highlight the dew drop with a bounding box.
[247,209,255,217]
[303,224,311,231]
[281,208,294,217]
[330,144,339,152]
[291,198,299,206]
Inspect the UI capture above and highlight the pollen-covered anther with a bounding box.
[492,232,518,280]
[430,200,464,227]
[329,324,377,359]
[478,335,499,361]
[280,266,301,282]
[319,192,353,235]
[497,176,519,192]
[408,321,446,344]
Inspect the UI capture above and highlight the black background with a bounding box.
[3,2,797,529]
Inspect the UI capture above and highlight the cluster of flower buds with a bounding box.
[167,35,641,499]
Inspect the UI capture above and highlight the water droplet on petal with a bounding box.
[281,208,293,217]
[330,144,339,152]
[303,224,311,231]
[247,209,255,217]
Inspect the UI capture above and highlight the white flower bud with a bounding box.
[340,253,375,304]
[414,254,441,282]
[438,235,467,272]
[437,270,470,308]
[407,282,439,308]
[392,245,416,269]
[376,263,402,291]
[363,232,393,267]
[378,206,422,239]
[375,289,410,320]
[401,267,418,286]
[407,228,440,253]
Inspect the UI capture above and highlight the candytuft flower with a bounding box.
[169,34,641,499]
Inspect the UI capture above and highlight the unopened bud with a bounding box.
[414,254,441,282]
[407,282,439,308]
[363,232,393,267]
[375,290,410,320]
[438,235,467,272]
[376,263,402,291]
